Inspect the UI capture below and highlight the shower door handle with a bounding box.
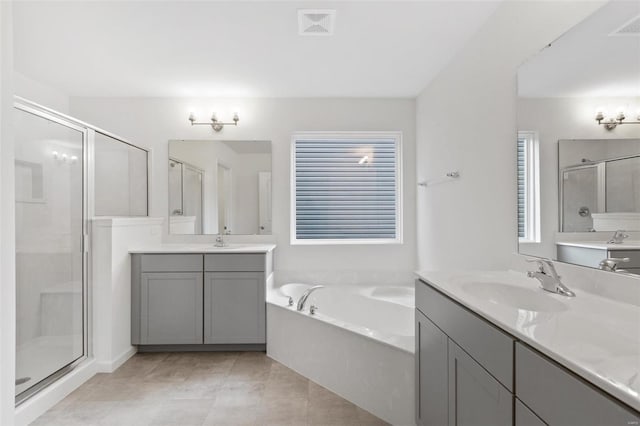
[83,234,90,253]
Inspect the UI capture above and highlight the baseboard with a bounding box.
[137,344,266,352]
[15,359,98,426]
[95,346,137,373]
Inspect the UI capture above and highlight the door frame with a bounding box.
[13,101,90,405]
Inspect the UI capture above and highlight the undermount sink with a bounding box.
[461,282,569,313]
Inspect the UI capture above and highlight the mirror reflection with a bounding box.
[168,140,272,235]
[516,0,640,273]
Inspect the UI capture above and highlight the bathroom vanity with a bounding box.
[414,272,640,426]
[557,241,640,274]
[130,244,275,350]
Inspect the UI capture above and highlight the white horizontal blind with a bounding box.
[517,137,526,239]
[293,136,399,242]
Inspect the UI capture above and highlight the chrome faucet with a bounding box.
[607,230,629,244]
[214,233,226,248]
[526,259,576,297]
[296,285,324,311]
[599,257,630,272]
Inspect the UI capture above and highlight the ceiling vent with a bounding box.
[298,9,336,36]
[610,14,640,36]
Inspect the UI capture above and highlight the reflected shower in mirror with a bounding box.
[516,0,640,273]
[559,139,640,233]
[168,140,272,235]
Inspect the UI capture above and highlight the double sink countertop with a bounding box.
[129,243,277,254]
[415,270,640,412]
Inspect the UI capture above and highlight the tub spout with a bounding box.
[296,285,324,311]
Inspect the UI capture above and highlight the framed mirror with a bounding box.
[516,0,640,273]
[168,140,272,235]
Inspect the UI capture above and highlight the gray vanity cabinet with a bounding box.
[416,278,640,426]
[204,272,265,344]
[448,341,512,426]
[515,400,545,426]
[415,279,514,426]
[516,343,640,426]
[132,251,271,348]
[415,310,448,426]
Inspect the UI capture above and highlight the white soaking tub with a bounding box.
[266,283,415,425]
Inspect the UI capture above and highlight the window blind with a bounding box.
[517,137,526,239]
[294,137,398,241]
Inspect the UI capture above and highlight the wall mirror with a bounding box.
[168,140,272,235]
[516,0,640,273]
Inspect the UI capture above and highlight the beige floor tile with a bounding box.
[214,382,266,408]
[202,406,258,426]
[149,398,214,425]
[30,352,388,426]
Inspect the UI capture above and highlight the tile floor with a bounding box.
[31,352,389,426]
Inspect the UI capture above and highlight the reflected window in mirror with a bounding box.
[517,131,541,244]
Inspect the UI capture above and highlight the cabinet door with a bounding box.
[448,341,512,426]
[204,272,265,344]
[516,399,546,426]
[140,272,203,344]
[416,310,449,426]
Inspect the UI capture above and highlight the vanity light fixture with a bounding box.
[188,112,239,132]
[595,108,640,130]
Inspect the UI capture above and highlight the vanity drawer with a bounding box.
[416,279,514,391]
[608,250,640,268]
[140,254,203,272]
[205,254,265,272]
[515,343,639,425]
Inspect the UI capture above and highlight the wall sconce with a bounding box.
[188,112,239,132]
[595,108,640,130]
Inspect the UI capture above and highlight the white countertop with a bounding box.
[415,270,640,412]
[557,241,640,250]
[129,243,277,254]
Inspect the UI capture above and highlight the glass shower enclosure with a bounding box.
[14,103,88,404]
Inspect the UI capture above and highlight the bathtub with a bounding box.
[266,283,415,425]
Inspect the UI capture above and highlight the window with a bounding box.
[517,131,540,243]
[291,132,402,244]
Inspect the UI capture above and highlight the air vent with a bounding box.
[298,9,336,36]
[610,14,640,36]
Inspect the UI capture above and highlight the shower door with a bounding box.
[561,164,604,232]
[14,105,87,403]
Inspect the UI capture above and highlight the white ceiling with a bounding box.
[518,0,640,98]
[12,1,501,98]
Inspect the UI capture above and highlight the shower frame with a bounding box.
[13,96,151,405]
[559,153,640,232]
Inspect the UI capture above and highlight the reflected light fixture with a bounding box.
[595,107,640,130]
[188,112,239,132]
[358,155,369,165]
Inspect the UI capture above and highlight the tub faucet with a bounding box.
[526,259,575,297]
[607,230,629,244]
[296,285,324,311]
